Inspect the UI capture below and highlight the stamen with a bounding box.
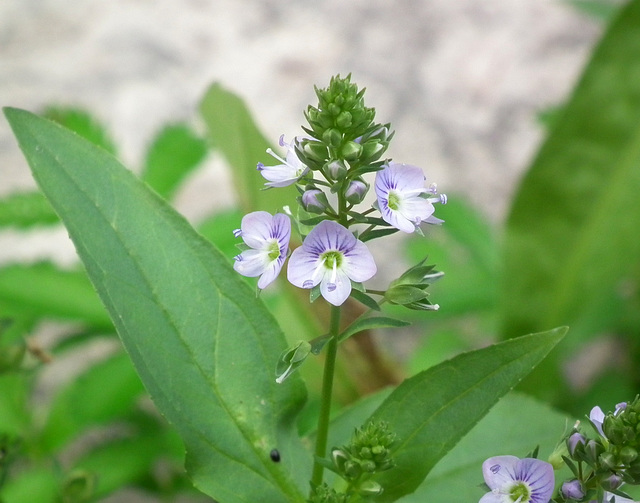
[327,260,338,292]
[427,193,448,205]
[278,134,286,147]
[266,147,289,166]
[233,228,242,238]
[428,182,438,194]
[234,254,242,262]
[256,162,265,171]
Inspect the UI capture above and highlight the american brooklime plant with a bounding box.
[3,72,640,503]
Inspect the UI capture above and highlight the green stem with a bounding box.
[310,304,342,490]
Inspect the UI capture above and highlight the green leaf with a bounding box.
[39,351,145,453]
[565,0,621,21]
[1,467,60,503]
[501,0,640,400]
[0,262,108,327]
[141,123,208,200]
[338,316,410,343]
[0,191,59,228]
[199,83,297,213]
[365,326,567,502]
[43,106,117,155]
[4,107,309,503]
[0,262,111,329]
[398,393,570,502]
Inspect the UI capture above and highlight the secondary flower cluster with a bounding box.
[232,75,446,308]
[480,398,640,503]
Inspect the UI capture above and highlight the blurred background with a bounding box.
[2,1,636,502]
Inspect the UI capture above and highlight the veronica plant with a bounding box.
[5,74,569,503]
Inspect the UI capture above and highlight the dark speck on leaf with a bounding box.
[270,449,281,462]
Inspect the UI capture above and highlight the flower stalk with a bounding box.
[311,304,342,490]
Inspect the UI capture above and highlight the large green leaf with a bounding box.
[199,83,297,213]
[366,326,567,502]
[4,108,310,503]
[399,393,570,502]
[501,0,640,400]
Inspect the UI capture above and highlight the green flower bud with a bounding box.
[327,160,348,180]
[358,480,383,496]
[599,451,618,470]
[301,189,331,214]
[275,340,311,384]
[361,459,376,473]
[345,180,368,204]
[304,141,329,163]
[322,128,342,147]
[340,141,362,162]
[336,111,353,129]
[620,446,638,464]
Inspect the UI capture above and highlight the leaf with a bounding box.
[364,326,567,502]
[398,393,570,502]
[199,83,297,213]
[0,191,59,228]
[338,316,410,343]
[4,107,310,503]
[0,262,111,328]
[501,0,640,399]
[39,351,145,453]
[43,106,117,155]
[141,123,208,200]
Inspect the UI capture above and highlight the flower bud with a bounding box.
[340,141,362,162]
[345,180,368,204]
[567,432,586,457]
[585,439,604,463]
[336,111,353,129]
[620,446,638,464]
[327,160,348,180]
[358,480,383,496]
[599,451,618,470]
[602,473,623,491]
[561,479,584,500]
[322,128,342,147]
[360,140,385,162]
[303,141,329,163]
[301,189,330,214]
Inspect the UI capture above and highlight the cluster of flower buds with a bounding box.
[311,421,396,501]
[384,257,443,311]
[552,398,640,502]
[233,74,447,310]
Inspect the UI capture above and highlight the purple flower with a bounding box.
[257,135,309,188]
[480,455,554,503]
[233,211,291,289]
[590,403,627,437]
[287,220,376,306]
[374,162,446,233]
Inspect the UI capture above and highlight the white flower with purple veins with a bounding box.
[375,162,446,233]
[287,220,377,306]
[233,211,291,289]
[257,135,309,188]
[480,455,554,503]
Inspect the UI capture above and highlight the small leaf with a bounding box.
[339,316,410,343]
[141,123,208,200]
[43,106,117,155]
[0,191,59,228]
[365,326,567,502]
[349,289,381,311]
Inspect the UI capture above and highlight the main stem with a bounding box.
[310,304,342,490]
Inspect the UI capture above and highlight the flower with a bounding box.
[590,403,627,437]
[287,220,376,306]
[480,455,554,503]
[233,211,291,289]
[257,135,309,188]
[374,162,446,233]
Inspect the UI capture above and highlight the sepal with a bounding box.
[275,340,312,384]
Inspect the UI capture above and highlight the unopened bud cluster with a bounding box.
[328,422,395,499]
[553,397,640,502]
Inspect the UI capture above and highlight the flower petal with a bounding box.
[343,240,377,282]
[482,455,519,490]
[287,247,321,289]
[233,249,269,278]
[240,211,274,249]
[257,257,285,289]
[516,458,554,503]
[590,406,605,436]
[320,270,351,306]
